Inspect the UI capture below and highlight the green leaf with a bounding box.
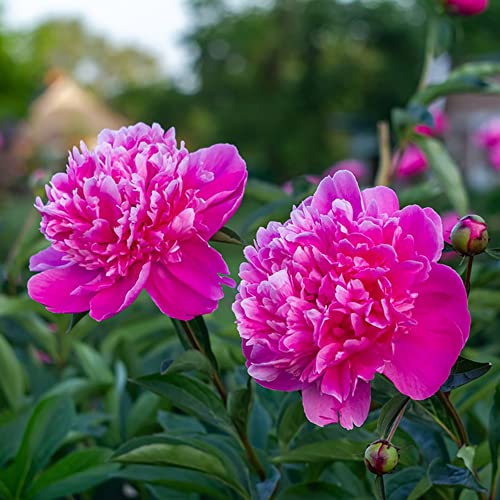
[279,481,359,499]
[132,373,234,434]
[6,395,75,495]
[377,395,410,440]
[0,334,26,411]
[26,448,119,500]
[227,380,252,434]
[64,312,88,334]
[273,439,366,464]
[456,445,476,474]
[415,393,462,445]
[73,342,114,385]
[414,136,469,215]
[127,392,160,438]
[161,350,212,377]
[489,385,500,493]
[440,356,492,392]
[0,408,31,467]
[0,479,12,500]
[113,438,248,498]
[386,467,428,500]
[427,459,486,493]
[114,465,228,499]
[245,178,289,203]
[277,397,307,448]
[485,247,500,260]
[171,317,219,372]
[210,226,244,245]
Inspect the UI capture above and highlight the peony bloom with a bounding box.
[475,119,500,149]
[488,145,500,171]
[450,214,489,256]
[325,159,369,184]
[444,0,488,15]
[415,106,448,138]
[394,145,428,178]
[28,123,247,321]
[233,171,469,429]
[441,211,460,245]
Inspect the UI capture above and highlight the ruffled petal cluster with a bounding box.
[233,171,469,429]
[29,123,247,321]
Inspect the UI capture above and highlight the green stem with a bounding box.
[417,16,439,92]
[178,320,266,481]
[465,255,474,296]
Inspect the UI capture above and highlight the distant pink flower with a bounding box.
[28,123,247,321]
[488,145,500,171]
[325,159,368,183]
[233,171,469,429]
[395,145,428,178]
[444,0,488,15]
[475,119,500,149]
[415,106,448,138]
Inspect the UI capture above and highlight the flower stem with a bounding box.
[437,391,469,447]
[178,319,266,481]
[386,398,410,442]
[417,16,439,92]
[465,255,474,296]
[179,320,227,404]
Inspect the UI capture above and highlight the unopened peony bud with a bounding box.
[364,440,399,475]
[450,215,489,256]
[444,0,488,16]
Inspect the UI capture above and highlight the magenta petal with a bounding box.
[396,205,443,263]
[30,247,69,271]
[302,379,370,429]
[89,262,151,321]
[382,263,470,400]
[362,186,399,216]
[146,236,232,320]
[312,171,363,217]
[183,144,247,238]
[27,265,99,313]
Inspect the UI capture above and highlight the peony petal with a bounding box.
[27,265,99,313]
[312,171,363,218]
[382,263,469,400]
[30,246,69,271]
[89,262,151,321]
[302,379,370,429]
[146,236,232,320]
[362,186,399,216]
[396,205,443,263]
[181,144,247,238]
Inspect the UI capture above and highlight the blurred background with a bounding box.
[1,0,500,187]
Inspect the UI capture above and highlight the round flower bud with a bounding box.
[450,215,489,256]
[364,440,400,475]
[444,0,488,16]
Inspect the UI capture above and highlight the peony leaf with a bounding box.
[73,342,114,385]
[427,459,486,493]
[113,465,228,499]
[277,395,307,448]
[485,248,500,260]
[440,356,492,392]
[131,373,234,435]
[160,350,212,377]
[414,136,469,215]
[279,481,358,499]
[25,448,119,500]
[377,394,410,440]
[0,333,26,411]
[227,379,252,434]
[112,435,248,498]
[210,226,244,245]
[273,439,367,464]
[489,385,500,495]
[65,312,89,334]
[5,395,75,496]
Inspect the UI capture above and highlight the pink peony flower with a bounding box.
[488,145,500,171]
[415,106,448,138]
[325,159,369,183]
[233,171,469,429]
[394,145,428,178]
[444,0,488,15]
[28,123,247,321]
[475,119,500,149]
[441,211,460,245]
